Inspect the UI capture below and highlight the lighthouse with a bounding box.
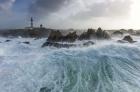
[25,17,35,30]
[30,17,33,28]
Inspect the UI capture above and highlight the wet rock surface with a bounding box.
[79,28,110,40]
[43,27,110,48]
[0,28,51,38]
[40,87,53,92]
[79,29,96,40]
[42,41,76,48]
[42,41,95,48]
[47,31,78,42]
[23,41,30,44]
[96,27,110,39]
[47,28,110,42]
[112,31,123,36]
[47,30,63,42]
[83,41,95,46]
[123,35,136,43]
[5,40,11,42]
[118,35,137,43]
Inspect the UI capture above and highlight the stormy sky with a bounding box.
[0,0,140,29]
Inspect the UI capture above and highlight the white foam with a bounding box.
[0,37,140,92]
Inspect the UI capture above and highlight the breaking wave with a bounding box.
[0,37,140,92]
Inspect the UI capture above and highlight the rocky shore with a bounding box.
[0,28,51,38]
[42,27,110,48]
[0,27,139,48]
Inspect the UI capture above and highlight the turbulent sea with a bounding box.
[0,36,140,92]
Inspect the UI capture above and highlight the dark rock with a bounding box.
[128,29,135,35]
[79,28,110,40]
[47,30,63,42]
[96,27,103,38]
[112,31,123,36]
[47,31,78,42]
[120,29,127,33]
[96,27,110,39]
[117,40,128,43]
[79,29,96,40]
[122,35,136,43]
[40,87,52,92]
[0,28,50,38]
[42,41,95,48]
[136,31,140,35]
[5,40,11,42]
[64,31,78,42]
[23,42,30,44]
[34,38,41,40]
[83,41,94,46]
[47,28,110,43]
[102,30,111,39]
[42,41,76,48]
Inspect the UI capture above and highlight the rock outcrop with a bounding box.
[122,35,136,43]
[42,41,95,48]
[64,31,78,42]
[79,28,110,40]
[5,40,11,42]
[96,28,110,39]
[128,29,135,35]
[47,30,63,42]
[112,31,123,36]
[42,27,110,48]
[23,42,30,44]
[40,87,53,92]
[117,40,128,43]
[47,31,78,42]
[41,41,76,48]
[0,28,51,38]
[79,29,96,40]
[83,41,95,46]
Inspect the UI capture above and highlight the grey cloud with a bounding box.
[28,0,132,20]
[71,0,132,20]
[29,0,70,17]
[0,0,15,12]
[107,0,131,16]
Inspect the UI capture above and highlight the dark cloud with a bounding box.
[29,0,70,17]
[28,0,132,21]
